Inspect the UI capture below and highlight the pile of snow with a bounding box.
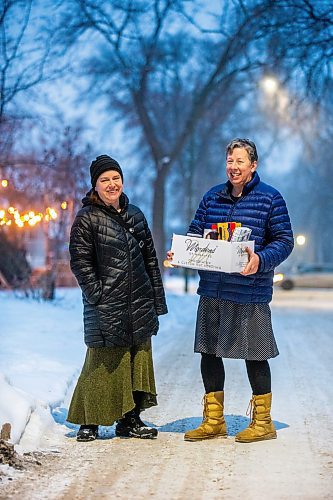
[0,374,53,449]
[0,288,86,451]
[0,373,36,444]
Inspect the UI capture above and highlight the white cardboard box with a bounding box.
[170,234,254,273]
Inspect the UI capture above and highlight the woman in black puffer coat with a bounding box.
[67,155,168,442]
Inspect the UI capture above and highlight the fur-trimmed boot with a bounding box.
[184,391,227,441]
[235,392,277,443]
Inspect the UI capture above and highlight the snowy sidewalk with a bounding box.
[1,286,333,498]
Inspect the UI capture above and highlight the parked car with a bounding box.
[273,263,333,290]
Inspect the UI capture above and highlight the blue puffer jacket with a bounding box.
[188,172,294,304]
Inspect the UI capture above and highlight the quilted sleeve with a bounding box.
[69,212,103,305]
[187,195,207,235]
[257,193,294,273]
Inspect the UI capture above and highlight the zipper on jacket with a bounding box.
[121,225,134,343]
[227,201,237,219]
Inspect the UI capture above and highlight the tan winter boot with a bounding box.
[184,391,227,441]
[235,392,277,443]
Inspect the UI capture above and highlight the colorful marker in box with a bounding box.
[217,222,241,241]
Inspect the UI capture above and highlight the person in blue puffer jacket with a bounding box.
[170,138,294,443]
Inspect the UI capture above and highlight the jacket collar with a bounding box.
[218,171,260,199]
[82,189,129,214]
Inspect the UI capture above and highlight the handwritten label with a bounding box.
[184,239,217,266]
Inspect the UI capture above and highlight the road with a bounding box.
[1,289,333,499]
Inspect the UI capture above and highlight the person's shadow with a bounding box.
[52,407,288,439]
[157,415,288,436]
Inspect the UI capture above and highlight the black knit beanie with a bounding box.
[90,155,123,188]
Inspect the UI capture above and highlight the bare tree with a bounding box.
[2,0,331,269]
[55,0,282,265]
[0,0,56,120]
[42,123,91,259]
[261,0,333,99]
[1,119,91,297]
[0,0,69,175]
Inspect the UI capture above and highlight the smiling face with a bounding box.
[95,170,123,209]
[226,147,257,196]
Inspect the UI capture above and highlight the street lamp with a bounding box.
[261,76,279,95]
[296,234,306,246]
[294,234,307,267]
[260,75,289,119]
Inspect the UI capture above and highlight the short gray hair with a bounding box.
[226,138,258,163]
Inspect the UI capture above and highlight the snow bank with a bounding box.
[0,373,34,444]
[0,373,55,450]
[0,289,85,451]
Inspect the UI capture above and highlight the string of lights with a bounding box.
[0,207,60,228]
[0,178,67,228]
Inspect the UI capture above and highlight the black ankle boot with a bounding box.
[77,424,98,442]
[115,410,158,439]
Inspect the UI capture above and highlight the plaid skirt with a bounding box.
[194,296,279,360]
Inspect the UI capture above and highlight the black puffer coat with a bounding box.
[69,191,168,348]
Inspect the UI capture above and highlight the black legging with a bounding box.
[201,353,271,395]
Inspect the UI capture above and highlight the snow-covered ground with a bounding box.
[0,278,198,450]
[1,278,333,498]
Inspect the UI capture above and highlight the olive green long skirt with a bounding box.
[67,339,157,426]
